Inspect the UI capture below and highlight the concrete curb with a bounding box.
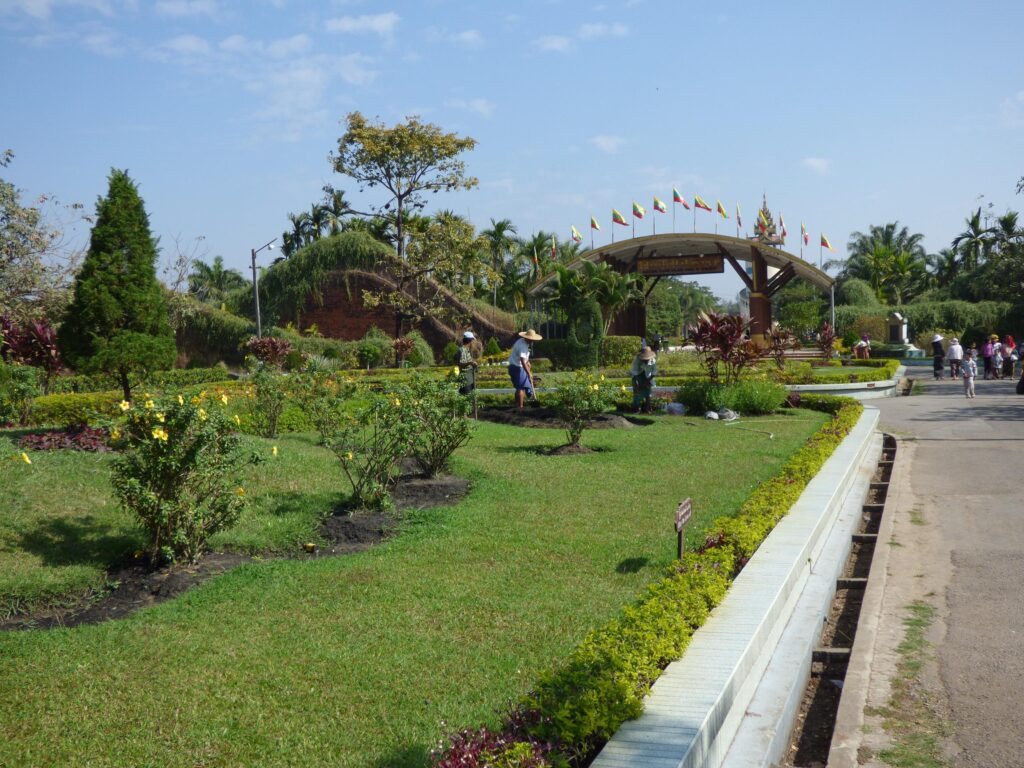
[827,435,904,766]
[590,407,881,768]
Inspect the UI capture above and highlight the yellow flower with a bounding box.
[592,384,600,391]
[177,394,184,405]
[344,451,354,461]
[393,398,401,407]
[198,408,207,421]
[220,394,229,405]
[235,487,246,497]
[600,374,605,381]
[144,400,155,410]
[143,393,151,399]
[151,427,168,441]
[272,446,278,457]
[452,366,460,375]
[110,428,121,440]
[155,413,165,423]
[21,452,32,465]
[199,390,207,399]
[119,400,131,412]
[233,414,241,426]
[190,396,201,405]
[621,385,627,392]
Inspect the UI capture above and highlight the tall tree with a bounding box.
[951,208,993,271]
[480,218,518,307]
[188,255,246,304]
[58,169,176,399]
[331,112,478,267]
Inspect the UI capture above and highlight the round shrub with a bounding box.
[674,380,727,413]
[723,379,786,415]
[442,341,460,365]
[484,337,502,357]
[406,331,435,367]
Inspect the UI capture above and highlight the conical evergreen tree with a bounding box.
[58,169,175,399]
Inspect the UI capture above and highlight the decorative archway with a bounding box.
[530,232,834,339]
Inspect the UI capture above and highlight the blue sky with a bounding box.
[4,0,1024,300]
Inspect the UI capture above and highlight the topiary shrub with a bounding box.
[357,340,384,369]
[405,331,435,367]
[28,391,123,427]
[484,337,502,357]
[442,341,460,365]
[599,336,639,367]
[674,380,727,413]
[723,379,787,415]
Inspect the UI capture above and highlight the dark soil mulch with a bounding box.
[477,406,651,430]
[547,444,594,456]
[1,472,470,632]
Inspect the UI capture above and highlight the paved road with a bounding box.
[869,375,1024,766]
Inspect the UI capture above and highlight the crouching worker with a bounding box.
[508,329,542,409]
[630,346,657,413]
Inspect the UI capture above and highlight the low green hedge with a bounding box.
[49,367,233,395]
[599,336,640,367]
[28,391,124,427]
[435,396,865,763]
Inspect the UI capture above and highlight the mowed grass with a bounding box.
[0,412,827,768]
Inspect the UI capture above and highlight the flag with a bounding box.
[550,234,557,258]
[653,197,667,213]
[779,214,787,239]
[632,201,645,219]
[820,234,834,250]
[571,225,582,243]
[736,203,742,228]
[716,200,728,219]
[532,246,538,269]
[674,188,691,209]
[801,222,809,246]
[612,209,628,226]
[758,208,770,232]
[694,195,712,211]
[591,216,601,231]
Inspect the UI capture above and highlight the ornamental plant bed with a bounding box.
[476,405,650,430]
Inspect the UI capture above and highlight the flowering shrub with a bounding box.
[248,361,287,438]
[1,315,63,392]
[290,367,354,444]
[407,374,473,476]
[548,370,615,448]
[244,335,293,367]
[322,388,415,510]
[110,393,258,563]
[18,425,110,453]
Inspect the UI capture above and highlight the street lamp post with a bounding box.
[250,238,276,337]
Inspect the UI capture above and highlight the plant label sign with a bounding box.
[675,498,693,559]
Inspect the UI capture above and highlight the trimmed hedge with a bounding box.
[28,391,124,427]
[49,367,233,395]
[434,396,864,764]
[599,336,640,367]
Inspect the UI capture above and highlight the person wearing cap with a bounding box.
[630,346,658,412]
[930,334,945,380]
[457,331,479,397]
[947,336,963,379]
[508,329,542,409]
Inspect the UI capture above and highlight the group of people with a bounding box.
[930,333,1020,398]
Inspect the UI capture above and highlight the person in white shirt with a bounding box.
[962,351,977,399]
[947,337,963,379]
[507,329,542,409]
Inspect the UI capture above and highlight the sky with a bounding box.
[3,0,1024,301]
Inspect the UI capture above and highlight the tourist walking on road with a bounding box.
[508,329,542,410]
[1002,335,1017,378]
[963,351,977,398]
[947,337,963,379]
[931,334,945,380]
[982,337,994,379]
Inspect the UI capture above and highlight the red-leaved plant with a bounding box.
[817,322,837,361]
[18,426,111,453]
[244,335,293,368]
[691,312,760,385]
[1,315,63,392]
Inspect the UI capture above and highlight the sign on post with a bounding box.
[675,498,693,559]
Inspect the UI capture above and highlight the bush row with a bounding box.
[432,396,865,766]
[48,366,233,395]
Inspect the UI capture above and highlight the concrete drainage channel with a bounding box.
[780,434,896,766]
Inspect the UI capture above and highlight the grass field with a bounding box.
[0,412,827,767]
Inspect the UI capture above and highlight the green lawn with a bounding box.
[0,412,827,767]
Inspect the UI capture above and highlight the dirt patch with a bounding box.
[547,443,593,456]
[784,665,847,766]
[821,588,863,647]
[477,406,649,430]
[2,472,470,632]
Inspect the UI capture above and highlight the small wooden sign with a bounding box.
[675,498,693,559]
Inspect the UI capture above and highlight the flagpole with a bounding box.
[672,202,676,233]
[819,242,822,269]
[612,217,615,244]
[692,206,696,233]
[653,213,656,236]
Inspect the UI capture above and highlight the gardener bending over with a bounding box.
[630,345,657,413]
[458,330,479,395]
[508,329,542,409]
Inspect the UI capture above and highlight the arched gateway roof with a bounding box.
[529,232,834,293]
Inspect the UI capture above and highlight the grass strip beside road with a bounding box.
[0,413,826,767]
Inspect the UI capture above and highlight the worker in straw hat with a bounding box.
[630,346,658,412]
[508,329,542,409]
[930,334,945,380]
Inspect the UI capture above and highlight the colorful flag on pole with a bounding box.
[716,200,728,219]
[612,209,628,226]
[590,216,601,231]
[736,203,743,228]
[820,234,834,250]
[757,208,770,232]
[550,234,557,258]
[801,222,809,246]
[653,197,667,213]
[632,201,646,219]
[532,246,538,270]
[779,214,787,239]
[694,195,712,212]
[672,187,685,204]
[571,225,582,243]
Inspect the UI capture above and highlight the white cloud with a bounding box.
[999,89,1024,128]
[451,28,482,48]
[801,157,830,174]
[1,0,115,19]
[219,33,248,53]
[447,97,495,118]
[161,33,210,56]
[333,52,376,85]
[590,134,624,153]
[154,0,217,17]
[536,34,572,52]
[325,11,399,37]
[267,33,310,58]
[578,22,627,39]
[81,27,121,55]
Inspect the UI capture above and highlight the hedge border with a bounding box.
[433,395,864,766]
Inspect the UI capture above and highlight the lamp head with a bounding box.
[267,243,274,251]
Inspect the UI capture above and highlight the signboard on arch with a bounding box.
[636,254,725,276]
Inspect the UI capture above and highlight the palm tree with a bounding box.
[480,218,518,306]
[928,248,960,285]
[188,256,247,304]
[321,187,353,235]
[579,260,645,334]
[308,204,330,241]
[832,222,926,281]
[952,208,993,270]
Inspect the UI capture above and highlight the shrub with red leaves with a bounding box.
[244,336,293,367]
[691,312,759,385]
[1,315,63,392]
[817,322,837,362]
[431,710,558,768]
[18,426,111,453]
